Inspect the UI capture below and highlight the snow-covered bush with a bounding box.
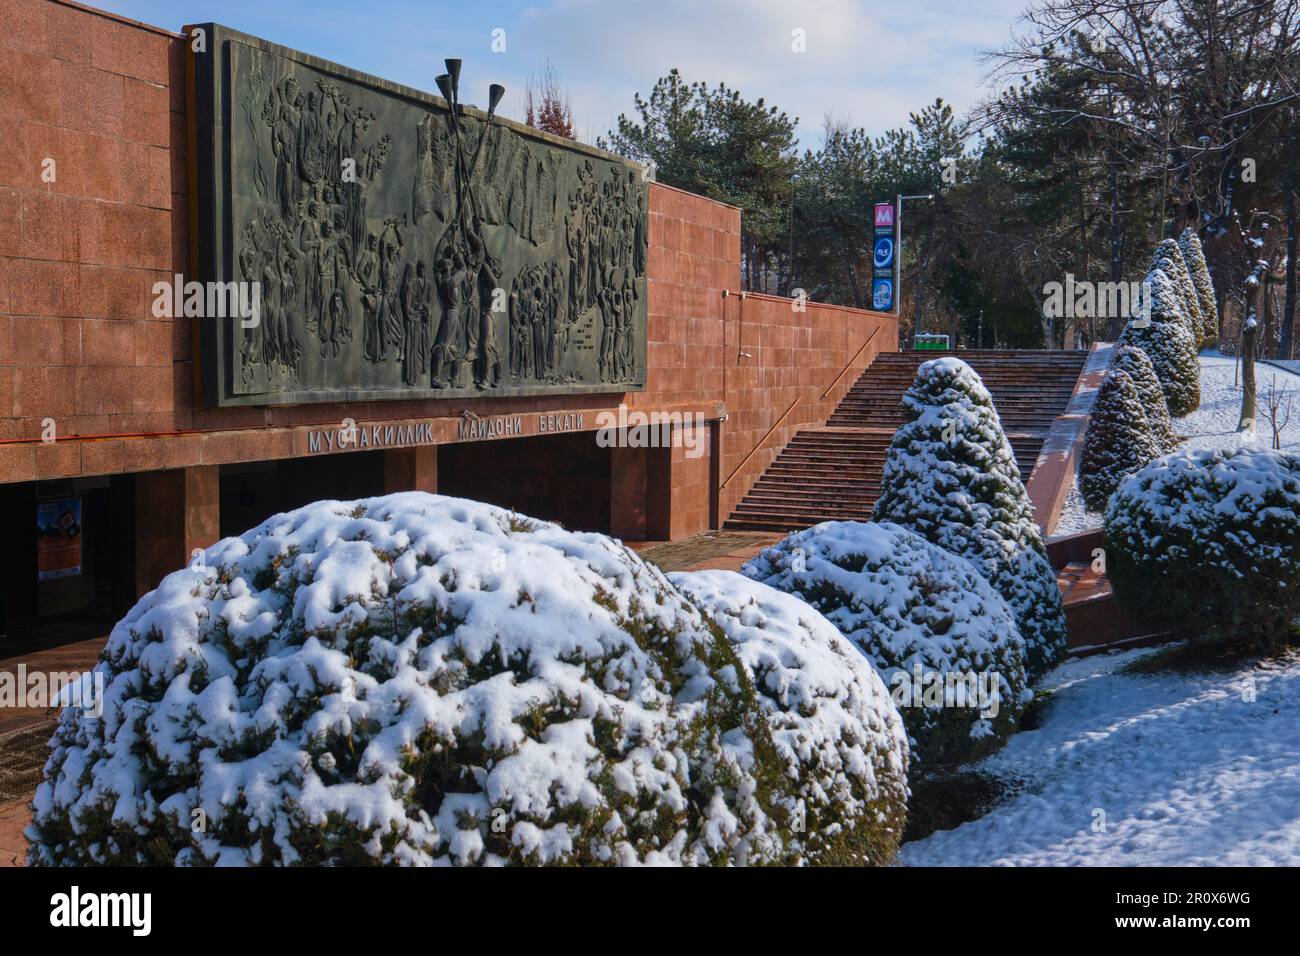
[1121,268,1201,415]
[1106,448,1300,649]
[1111,343,1179,453]
[1080,369,1163,512]
[1150,238,1202,340]
[1179,228,1219,343]
[669,570,909,861]
[871,357,1067,679]
[29,493,909,866]
[741,521,1028,772]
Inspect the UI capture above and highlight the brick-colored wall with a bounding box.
[0,0,896,538]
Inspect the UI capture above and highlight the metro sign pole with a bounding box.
[872,202,897,313]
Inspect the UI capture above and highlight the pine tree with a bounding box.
[1150,239,1202,342]
[873,357,1068,679]
[1122,268,1201,415]
[1080,369,1163,512]
[1112,343,1179,452]
[1178,228,1219,343]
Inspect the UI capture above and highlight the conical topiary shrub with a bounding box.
[1121,268,1201,415]
[1112,343,1178,453]
[871,357,1067,680]
[28,493,911,867]
[1080,368,1163,512]
[737,520,1028,773]
[1151,238,1202,341]
[1179,227,1219,343]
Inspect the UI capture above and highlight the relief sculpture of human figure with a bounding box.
[377,217,405,360]
[473,247,502,389]
[357,232,382,361]
[400,260,431,386]
[507,284,525,379]
[431,241,468,388]
[316,217,354,358]
[597,285,616,383]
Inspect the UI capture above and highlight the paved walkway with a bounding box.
[0,635,107,868]
[628,530,782,573]
[0,799,29,867]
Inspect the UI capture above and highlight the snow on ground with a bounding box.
[1050,351,1300,537]
[1263,359,1300,377]
[900,644,1300,866]
[1181,351,1300,454]
[1051,477,1099,536]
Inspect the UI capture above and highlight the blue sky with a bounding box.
[98,0,1028,147]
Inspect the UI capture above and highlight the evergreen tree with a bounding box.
[1112,343,1179,453]
[1179,228,1220,342]
[1122,268,1202,415]
[1080,368,1163,512]
[1151,239,1202,341]
[604,70,796,292]
[873,358,1068,679]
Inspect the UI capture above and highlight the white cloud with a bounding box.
[99,0,1026,146]
[505,0,1027,145]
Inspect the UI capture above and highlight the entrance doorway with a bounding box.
[0,476,134,656]
[438,431,612,533]
[219,451,386,538]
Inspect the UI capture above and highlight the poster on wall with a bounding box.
[37,498,82,582]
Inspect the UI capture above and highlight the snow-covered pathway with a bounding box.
[900,646,1300,866]
[1052,351,1300,536]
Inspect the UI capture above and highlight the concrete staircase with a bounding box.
[724,350,1090,533]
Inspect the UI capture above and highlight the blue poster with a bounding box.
[873,235,894,269]
[872,278,894,311]
[37,497,82,581]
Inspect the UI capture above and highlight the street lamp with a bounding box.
[896,193,935,324]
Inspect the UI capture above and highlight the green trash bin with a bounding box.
[912,334,950,351]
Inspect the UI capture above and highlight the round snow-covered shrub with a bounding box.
[669,570,909,863]
[1179,228,1219,342]
[1105,448,1300,649]
[741,521,1028,773]
[30,493,906,866]
[1121,268,1200,415]
[1112,343,1179,453]
[1080,369,1163,512]
[872,357,1068,679]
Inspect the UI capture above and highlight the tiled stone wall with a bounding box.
[0,0,898,540]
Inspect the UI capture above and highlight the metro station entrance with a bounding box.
[0,476,135,656]
[438,431,613,534]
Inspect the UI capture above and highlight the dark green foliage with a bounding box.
[873,358,1068,678]
[1081,368,1163,511]
[1112,343,1179,452]
[1120,267,1201,415]
[1106,448,1300,650]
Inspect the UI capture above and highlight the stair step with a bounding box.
[724,349,1087,534]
